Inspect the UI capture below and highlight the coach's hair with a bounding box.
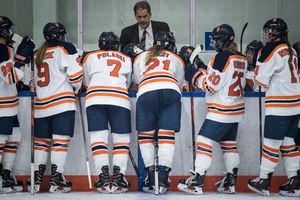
[36,41,50,68]
[144,45,164,65]
[134,1,151,15]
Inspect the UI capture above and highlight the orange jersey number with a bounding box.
[37,62,50,87]
[108,60,122,77]
[143,59,170,75]
[229,71,244,97]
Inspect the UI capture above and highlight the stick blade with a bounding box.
[189,44,204,64]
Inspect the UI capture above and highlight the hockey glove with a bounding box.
[185,65,203,87]
[14,36,35,65]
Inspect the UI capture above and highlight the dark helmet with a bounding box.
[123,43,144,63]
[263,18,288,37]
[43,22,67,42]
[154,31,176,52]
[178,46,196,65]
[246,40,263,53]
[293,41,300,56]
[98,31,120,51]
[0,16,14,39]
[211,24,235,51]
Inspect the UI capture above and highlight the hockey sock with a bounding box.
[112,133,130,175]
[90,130,109,175]
[220,140,240,173]
[138,130,155,167]
[158,129,175,167]
[195,135,213,175]
[34,137,51,171]
[51,134,70,173]
[280,136,300,178]
[0,134,8,163]
[2,127,21,170]
[260,137,281,179]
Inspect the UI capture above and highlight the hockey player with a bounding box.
[81,32,132,194]
[247,18,300,197]
[178,24,247,195]
[0,16,35,193]
[25,22,83,193]
[133,31,185,194]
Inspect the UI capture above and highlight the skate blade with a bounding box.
[27,185,41,193]
[11,185,23,193]
[96,186,111,194]
[110,185,128,194]
[279,189,300,197]
[177,183,203,195]
[217,186,235,194]
[247,184,269,196]
[49,185,71,193]
[0,187,13,194]
[142,186,155,193]
[159,187,168,194]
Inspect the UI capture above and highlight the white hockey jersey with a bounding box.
[81,50,132,110]
[133,50,185,98]
[254,41,300,116]
[195,50,247,123]
[34,41,83,118]
[0,44,24,117]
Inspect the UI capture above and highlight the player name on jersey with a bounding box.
[97,52,125,62]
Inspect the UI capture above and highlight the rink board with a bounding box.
[13,91,290,192]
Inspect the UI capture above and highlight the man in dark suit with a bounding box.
[120,1,170,52]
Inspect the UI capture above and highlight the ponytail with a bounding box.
[36,41,50,68]
[145,45,164,65]
[281,36,293,71]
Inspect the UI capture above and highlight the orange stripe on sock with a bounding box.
[51,148,68,152]
[196,151,212,158]
[34,146,49,152]
[92,150,109,156]
[263,144,279,153]
[222,150,238,154]
[53,139,70,144]
[3,149,17,154]
[158,131,175,136]
[113,150,129,155]
[280,144,296,150]
[114,142,130,146]
[34,138,51,145]
[219,142,237,147]
[139,140,154,145]
[5,141,20,146]
[281,151,300,157]
[262,152,279,163]
[158,140,175,145]
[197,142,212,150]
[91,142,108,147]
[139,132,154,136]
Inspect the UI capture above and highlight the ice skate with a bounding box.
[215,168,238,194]
[49,164,72,193]
[94,165,110,193]
[248,172,272,196]
[158,165,171,194]
[26,164,46,193]
[0,166,23,193]
[110,165,130,193]
[279,170,300,197]
[141,166,155,193]
[177,170,205,195]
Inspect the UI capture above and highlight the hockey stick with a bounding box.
[77,93,92,190]
[154,130,159,195]
[128,150,141,178]
[189,44,204,170]
[30,53,35,195]
[258,86,263,162]
[240,22,248,53]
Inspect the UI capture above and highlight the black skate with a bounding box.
[141,166,155,193]
[110,165,130,194]
[49,164,72,193]
[248,172,272,196]
[215,168,238,194]
[26,164,46,193]
[94,165,110,193]
[158,165,171,194]
[279,170,300,197]
[177,170,205,195]
[0,164,23,193]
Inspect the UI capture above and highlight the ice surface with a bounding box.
[0,191,298,200]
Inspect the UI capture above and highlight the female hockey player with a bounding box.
[133,31,185,194]
[26,22,83,193]
[81,32,132,194]
[0,16,35,193]
[247,18,300,197]
[178,24,247,195]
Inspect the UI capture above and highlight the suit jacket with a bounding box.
[120,20,170,52]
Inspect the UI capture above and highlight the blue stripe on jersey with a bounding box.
[207,105,245,112]
[49,41,77,55]
[258,41,285,63]
[211,50,234,72]
[0,98,19,105]
[265,98,300,104]
[86,89,129,97]
[139,74,178,85]
[69,73,83,82]
[0,43,10,63]
[35,95,75,106]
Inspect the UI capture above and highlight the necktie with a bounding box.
[140,30,146,48]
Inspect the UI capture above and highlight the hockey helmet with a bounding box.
[154,31,176,52]
[211,24,235,51]
[0,16,15,39]
[246,40,263,53]
[43,22,67,43]
[178,46,196,65]
[293,41,300,56]
[123,43,144,63]
[98,31,120,51]
[263,18,288,38]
